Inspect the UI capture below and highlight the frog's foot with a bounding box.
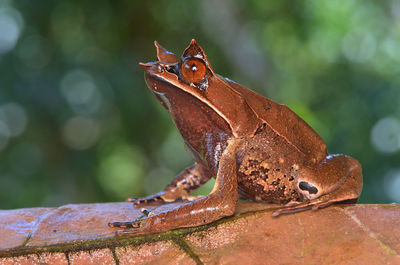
[272,201,326,217]
[108,207,152,235]
[272,195,358,217]
[110,193,236,236]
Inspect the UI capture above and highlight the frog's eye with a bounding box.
[181,58,207,83]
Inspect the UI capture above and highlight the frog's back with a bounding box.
[225,78,327,163]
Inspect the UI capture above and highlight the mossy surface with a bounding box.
[0,207,259,259]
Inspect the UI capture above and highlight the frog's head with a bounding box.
[139,39,215,106]
[140,40,261,138]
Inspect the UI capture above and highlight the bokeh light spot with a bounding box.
[370,117,400,154]
[61,116,101,150]
[342,30,376,63]
[0,103,27,137]
[384,169,400,202]
[60,70,102,115]
[97,144,145,199]
[0,6,23,55]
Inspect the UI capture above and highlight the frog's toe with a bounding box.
[272,202,314,217]
[284,201,301,207]
[126,191,182,206]
[133,196,163,205]
[126,197,138,202]
[109,220,143,236]
[115,229,141,236]
[108,220,141,229]
[273,198,338,216]
[311,201,333,211]
[126,192,166,205]
[183,195,203,201]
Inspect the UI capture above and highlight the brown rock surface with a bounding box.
[69,248,116,265]
[0,202,399,265]
[116,241,195,265]
[0,208,52,249]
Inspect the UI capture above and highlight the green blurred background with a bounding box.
[0,0,399,209]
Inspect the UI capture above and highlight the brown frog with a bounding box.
[109,40,363,235]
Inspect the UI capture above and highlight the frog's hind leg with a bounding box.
[126,163,212,205]
[272,155,362,217]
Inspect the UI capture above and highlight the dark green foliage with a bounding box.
[0,0,399,209]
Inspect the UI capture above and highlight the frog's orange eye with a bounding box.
[181,58,207,83]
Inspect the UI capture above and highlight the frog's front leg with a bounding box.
[109,139,240,235]
[126,163,212,205]
[272,155,362,216]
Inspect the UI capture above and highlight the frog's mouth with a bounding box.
[139,62,175,111]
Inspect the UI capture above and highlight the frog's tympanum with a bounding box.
[109,40,363,235]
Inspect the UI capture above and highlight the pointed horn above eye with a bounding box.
[182,39,213,70]
[183,39,205,59]
[154,41,179,64]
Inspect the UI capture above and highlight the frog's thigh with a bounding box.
[273,155,362,216]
